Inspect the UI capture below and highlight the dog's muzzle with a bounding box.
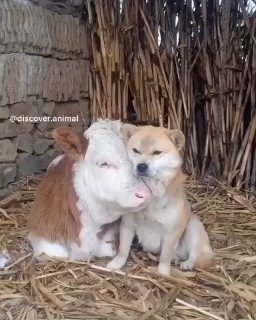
[136,162,149,176]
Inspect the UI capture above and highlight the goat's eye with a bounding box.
[133,148,140,154]
[152,150,162,155]
[97,162,118,169]
[97,162,109,168]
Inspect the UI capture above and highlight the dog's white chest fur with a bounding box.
[135,194,183,254]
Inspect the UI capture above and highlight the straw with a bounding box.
[0,177,255,319]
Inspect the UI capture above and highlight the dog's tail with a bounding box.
[194,248,215,270]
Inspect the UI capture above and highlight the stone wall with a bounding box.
[0,0,91,198]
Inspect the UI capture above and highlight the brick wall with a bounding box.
[0,0,91,198]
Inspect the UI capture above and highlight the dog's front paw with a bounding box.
[157,263,171,276]
[107,255,126,270]
[180,259,194,271]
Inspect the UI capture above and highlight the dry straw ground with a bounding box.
[0,177,255,320]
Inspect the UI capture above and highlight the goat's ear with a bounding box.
[164,129,185,151]
[121,123,139,142]
[52,127,88,159]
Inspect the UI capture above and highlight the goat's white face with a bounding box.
[83,119,151,211]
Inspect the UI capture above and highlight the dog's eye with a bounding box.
[152,150,162,155]
[133,148,140,154]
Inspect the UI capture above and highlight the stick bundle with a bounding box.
[86,0,256,191]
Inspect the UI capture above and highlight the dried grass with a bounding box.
[0,178,255,319]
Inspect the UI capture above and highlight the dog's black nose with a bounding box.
[137,163,148,175]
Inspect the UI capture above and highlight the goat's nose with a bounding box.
[137,163,148,175]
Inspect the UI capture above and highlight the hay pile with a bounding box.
[0,178,255,320]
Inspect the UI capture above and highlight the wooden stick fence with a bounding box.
[86,0,256,191]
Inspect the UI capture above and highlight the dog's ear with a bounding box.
[121,123,139,142]
[165,129,185,151]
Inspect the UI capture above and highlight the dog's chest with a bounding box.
[138,198,171,225]
[135,204,169,249]
[138,194,182,226]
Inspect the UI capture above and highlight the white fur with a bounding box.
[28,234,69,260]
[83,120,150,212]
[29,120,151,261]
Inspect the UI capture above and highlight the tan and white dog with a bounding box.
[108,125,214,275]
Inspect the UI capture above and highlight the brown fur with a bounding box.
[166,171,187,197]
[28,128,88,244]
[28,156,82,244]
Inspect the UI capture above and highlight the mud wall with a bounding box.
[0,0,91,197]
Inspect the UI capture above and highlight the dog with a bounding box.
[107,124,214,275]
